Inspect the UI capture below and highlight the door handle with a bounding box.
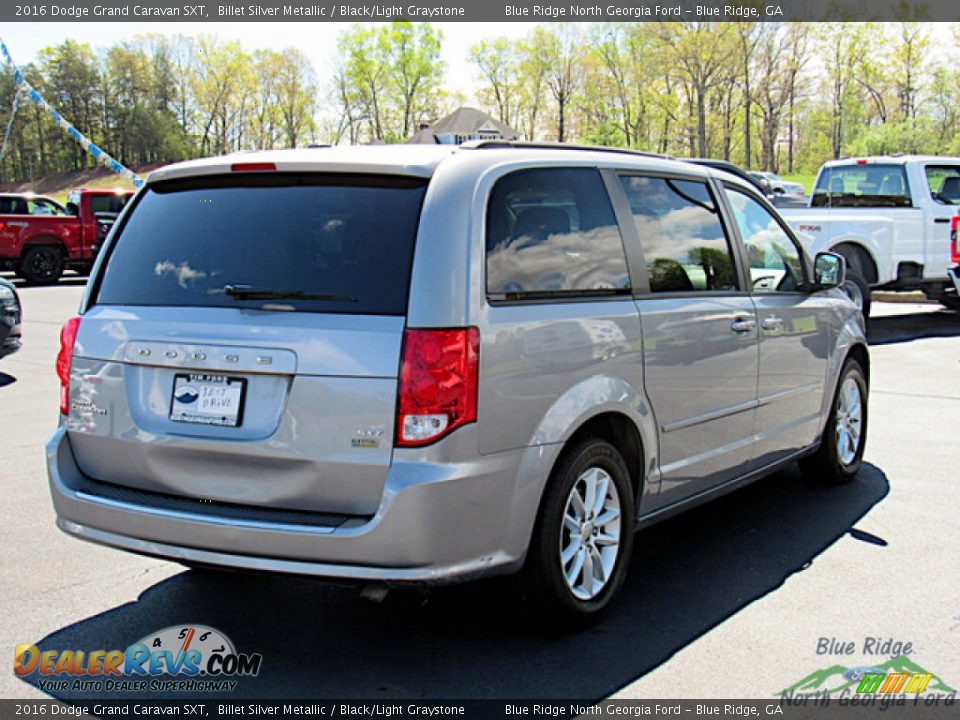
[761,316,783,331]
[730,316,757,333]
[934,218,950,224]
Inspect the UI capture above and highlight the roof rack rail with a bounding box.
[460,139,673,160]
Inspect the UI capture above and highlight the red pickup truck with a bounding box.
[0,188,134,284]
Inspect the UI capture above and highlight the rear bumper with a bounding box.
[47,426,553,584]
[0,314,20,358]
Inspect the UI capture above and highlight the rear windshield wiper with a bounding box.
[222,284,358,303]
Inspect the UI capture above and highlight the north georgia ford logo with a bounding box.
[174,386,200,404]
[15,625,262,684]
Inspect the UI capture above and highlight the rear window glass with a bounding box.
[95,174,427,315]
[89,194,132,215]
[485,167,630,299]
[811,164,911,207]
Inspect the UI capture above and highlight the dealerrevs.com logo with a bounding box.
[14,625,262,693]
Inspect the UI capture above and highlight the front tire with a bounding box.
[516,438,634,627]
[801,359,868,484]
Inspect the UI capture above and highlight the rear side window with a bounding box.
[925,165,960,205]
[0,197,28,214]
[95,174,427,315]
[485,168,631,299]
[811,164,911,207]
[618,175,738,293]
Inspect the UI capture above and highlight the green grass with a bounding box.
[782,173,817,194]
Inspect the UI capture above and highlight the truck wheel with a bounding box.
[834,246,873,319]
[800,359,868,485]
[515,437,634,628]
[940,295,960,311]
[20,245,64,285]
[841,270,871,320]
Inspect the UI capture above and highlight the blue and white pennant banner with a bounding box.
[0,37,144,187]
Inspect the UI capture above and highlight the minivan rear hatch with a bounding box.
[68,172,427,517]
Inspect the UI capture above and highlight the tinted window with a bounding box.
[486,168,630,298]
[725,188,805,293]
[618,176,738,293]
[95,174,427,315]
[89,194,132,214]
[811,164,911,207]
[925,165,960,205]
[0,197,28,214]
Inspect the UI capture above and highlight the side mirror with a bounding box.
[814,252,846,289]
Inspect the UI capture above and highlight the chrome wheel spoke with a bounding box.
[581,545,594,590]
[565,548,585,586]
[589,546,605,587]
[582,469,599,518]
[561,535,582,565]
[595,532,618,547]
[568,487,586,521]
[595,507,620,527]
[592,473,609,517]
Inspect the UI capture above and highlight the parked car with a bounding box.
[0,188,134,284]
[47,143,868,623]
[779,155,960,316]
[0,192,68,216]
[750,171,806,196]
[0,277,21,359]
[686,159,808,209]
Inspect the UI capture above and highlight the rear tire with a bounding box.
[20,245,64,285]
[834,246,873,320]
[516,437,634,628]
[800,359,868,485]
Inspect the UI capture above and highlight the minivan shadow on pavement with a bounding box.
[20,463,888,701]
[868,307,960,345]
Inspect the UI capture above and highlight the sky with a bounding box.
[1,22,544,100]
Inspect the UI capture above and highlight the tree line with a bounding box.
[2,21,959,183]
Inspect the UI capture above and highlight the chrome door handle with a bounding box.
[761,316,783,331]
[730,316,756,333]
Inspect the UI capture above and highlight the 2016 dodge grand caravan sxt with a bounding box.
[47,143,868,622]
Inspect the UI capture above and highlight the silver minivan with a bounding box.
[48,143,868,622]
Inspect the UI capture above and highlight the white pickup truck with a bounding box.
[779,155,960,316]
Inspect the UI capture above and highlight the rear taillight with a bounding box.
[951,216,960,265]
[56,316,81,415]
[396,328,479,447]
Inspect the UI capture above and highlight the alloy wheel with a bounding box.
[559,467,622,600]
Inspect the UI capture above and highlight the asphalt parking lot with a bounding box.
[2,278,958,700]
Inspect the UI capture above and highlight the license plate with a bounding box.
[170,373,246,427]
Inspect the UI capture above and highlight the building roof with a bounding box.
[407,107,521,144]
